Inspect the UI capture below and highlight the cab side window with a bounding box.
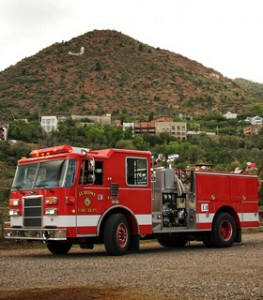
[126,157,147,186]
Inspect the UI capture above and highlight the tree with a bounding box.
[115,139,135,149]
[183,144,205,164]
[148,111,154,122]
[8,120,42,143]
[103,125,124,148]
[132,136,150,150]
[124,126,133,140]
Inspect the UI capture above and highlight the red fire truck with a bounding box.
[5,145,259,255]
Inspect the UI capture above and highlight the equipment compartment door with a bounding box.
[230,175,259,226]
[196,173,230,203]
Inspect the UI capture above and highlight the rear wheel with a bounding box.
[210,212,236,247]
[46,241,72,255]
[104,213,131,256]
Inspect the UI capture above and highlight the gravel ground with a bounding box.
[1,231,263,300]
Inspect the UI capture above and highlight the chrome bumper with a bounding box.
[5,228,67,241]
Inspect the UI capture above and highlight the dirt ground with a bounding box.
[0,286,152,300]
[1,231,263,300]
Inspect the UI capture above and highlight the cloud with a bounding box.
[0,0,75,39]
[0,0,78,69]
[0,0,263,81]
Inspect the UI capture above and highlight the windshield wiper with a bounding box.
[12,185,21,190]
[35,183,48,189]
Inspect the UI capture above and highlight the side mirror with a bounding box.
[87,174,95,183]
[88,158,95,172]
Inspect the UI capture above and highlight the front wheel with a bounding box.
[46,241,72,255]
[210,212,236,248]
[103,213,131,256]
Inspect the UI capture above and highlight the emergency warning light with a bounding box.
[29,145,89,158]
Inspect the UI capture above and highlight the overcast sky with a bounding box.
[0,0,262,83]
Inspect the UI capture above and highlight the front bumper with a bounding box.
[5,228,67,241]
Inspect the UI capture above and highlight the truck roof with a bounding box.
[18,145,152,163]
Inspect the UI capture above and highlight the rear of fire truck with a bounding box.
[151,161,259,249]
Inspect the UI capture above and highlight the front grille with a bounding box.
[23,196,42,227]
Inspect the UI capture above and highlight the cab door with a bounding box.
[76,159,106,236]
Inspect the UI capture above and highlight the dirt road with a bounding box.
[1,232,263,299]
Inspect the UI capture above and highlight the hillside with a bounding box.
[234,78,263,101]
[0,29,259,119]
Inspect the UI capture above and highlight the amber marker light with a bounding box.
[45,197,58,205]
[9,199,20,206]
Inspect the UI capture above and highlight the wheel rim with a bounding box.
[220,221,232,241]
[117,223,128,248]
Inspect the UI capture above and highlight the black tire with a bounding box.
[157,234,188,248]
[210,212,236,248]
[103,214,131,256]
[46,241,72,255]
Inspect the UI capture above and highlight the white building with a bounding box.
[155,121,187,140]
[71,114,111,125]
[245,116,263,125]
[0,116,9,140]
[123,122,134,131]
[224,111,237,119]
[41,116,58,133]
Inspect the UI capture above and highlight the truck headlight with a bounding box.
[9,209,20,216]
[45,208,57,216]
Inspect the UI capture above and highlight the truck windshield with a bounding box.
[11,159,76,190]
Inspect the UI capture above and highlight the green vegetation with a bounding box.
[4,117,263,170]
[234,78,263,100]
[1,115,263,205]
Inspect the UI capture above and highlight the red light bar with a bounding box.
[30,145,74,157]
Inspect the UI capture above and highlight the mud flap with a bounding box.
[129,234,140,252]
[236,228,241,243]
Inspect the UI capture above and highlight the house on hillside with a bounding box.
[41,114,112,132]
[224,111,237,119]
[41,116,58,133]
[134,121,156,135]
[155,121,187,140]
[123,122,134,131]
[133,117,187,140]
[243,124,263,135]
[187,131,216,137]
[245,116,263,125]
[0,116,9,141]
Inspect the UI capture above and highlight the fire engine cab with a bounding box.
[5,145,259,255]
